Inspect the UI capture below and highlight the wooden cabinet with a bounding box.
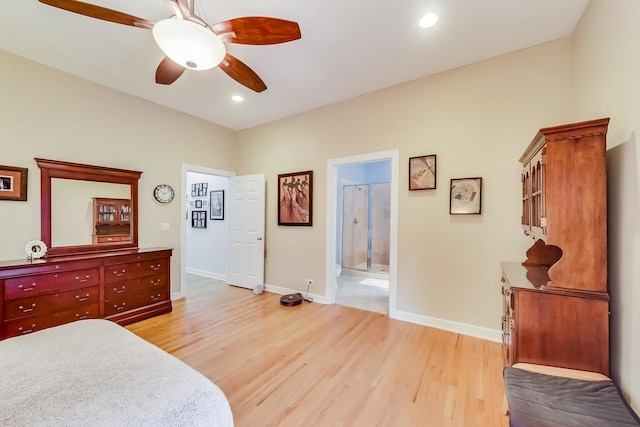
[503,118,610,375]
[501,262,609,375]
[93,198,132,244]
[0,248,172,340]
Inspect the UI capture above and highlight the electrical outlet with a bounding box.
[306,279,313,287]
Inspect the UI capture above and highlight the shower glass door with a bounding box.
[342,185,369,270]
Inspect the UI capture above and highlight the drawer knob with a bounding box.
[114,286,126,294]
[76,275,91,283]
[151,293,162,301]
[114,269,126,277]
[150,264,160,271]
[76,293,90,302]
[18,303,37,313]
[114,303,126,311]
[18,283,36,292]
[19,324,37,334]
[76,311,90,320]
[151,279,160,286]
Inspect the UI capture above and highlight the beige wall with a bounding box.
[236,39,574,330]
[0,50,237,293]
[572,0,640,410]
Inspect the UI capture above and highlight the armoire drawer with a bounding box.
[4,302,100,338]
[104,288,169,316]
[4,268,100,300]
[105,275,166,301]
[95,235,130,244]
[104,259,167,283]
[4,286,99,320]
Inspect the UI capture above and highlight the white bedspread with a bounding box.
[0,319,233,427]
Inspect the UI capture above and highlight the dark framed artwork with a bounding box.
[0,165,28,201]
[210,190,224,220]
[195,199,203,209]
[450,177,482,215]
[409,154,436,190]
[191,210,207,228]
[278,170,312,226]
[191,182,208,197]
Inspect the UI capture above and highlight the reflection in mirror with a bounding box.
[51,179,131,247]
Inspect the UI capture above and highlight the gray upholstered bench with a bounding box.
[504,363,640,427]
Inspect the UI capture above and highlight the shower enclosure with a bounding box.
[341,183,390,273]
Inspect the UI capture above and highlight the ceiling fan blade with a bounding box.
[219,54,267,93]
[156,57,186,85]
[38,0,154,29]
[212,17,301,45]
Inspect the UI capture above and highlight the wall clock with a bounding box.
[154,184,175,203]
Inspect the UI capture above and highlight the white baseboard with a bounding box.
[395,310,502,343]
[185,268,226,282]
[171,291,184,301]
[264,283,329,304]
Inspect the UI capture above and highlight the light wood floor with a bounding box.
[126,277,509,427]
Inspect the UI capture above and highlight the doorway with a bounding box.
[180,164,233,297]
[325,150,399,318]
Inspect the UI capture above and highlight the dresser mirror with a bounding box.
[36,158,142,257]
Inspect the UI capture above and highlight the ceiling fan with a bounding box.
[38,0,302,92]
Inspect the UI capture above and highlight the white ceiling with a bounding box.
[0,0,589,131]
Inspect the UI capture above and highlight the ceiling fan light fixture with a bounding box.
[419,13,439,29]
[152,18,226,70]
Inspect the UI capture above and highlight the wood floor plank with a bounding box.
[126,278,509,427]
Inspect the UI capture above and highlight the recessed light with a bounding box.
[232,95,244,102]
[419,12,439,29]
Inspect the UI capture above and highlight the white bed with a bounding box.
[0,319,233,426]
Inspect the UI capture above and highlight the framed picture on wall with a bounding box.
[409,155,436,190]
[195,199,202,209]
[191,210,207,228]
[0,165,28,201]
[278,170,313,226]
[449,177,482,215]
[191,182,209,197]
[210,190,224,220]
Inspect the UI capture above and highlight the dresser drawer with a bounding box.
[105,275,166,301]
[4,302,100,338]
[4,286,99,320]
[4,268,100,300]
[0,258,102,279]
[95,235,130,244]
[104,259,167,283]
[104,288,169,316]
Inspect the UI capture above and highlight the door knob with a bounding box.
[257,237,263,241]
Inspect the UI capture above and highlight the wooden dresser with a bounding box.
[0,248,172,340]
[501,118,610,375]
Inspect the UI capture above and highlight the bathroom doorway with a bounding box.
[326,151,398,317]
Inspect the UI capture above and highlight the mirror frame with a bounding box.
[36,158,142,257]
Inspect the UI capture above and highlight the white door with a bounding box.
[227,174,265,289]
